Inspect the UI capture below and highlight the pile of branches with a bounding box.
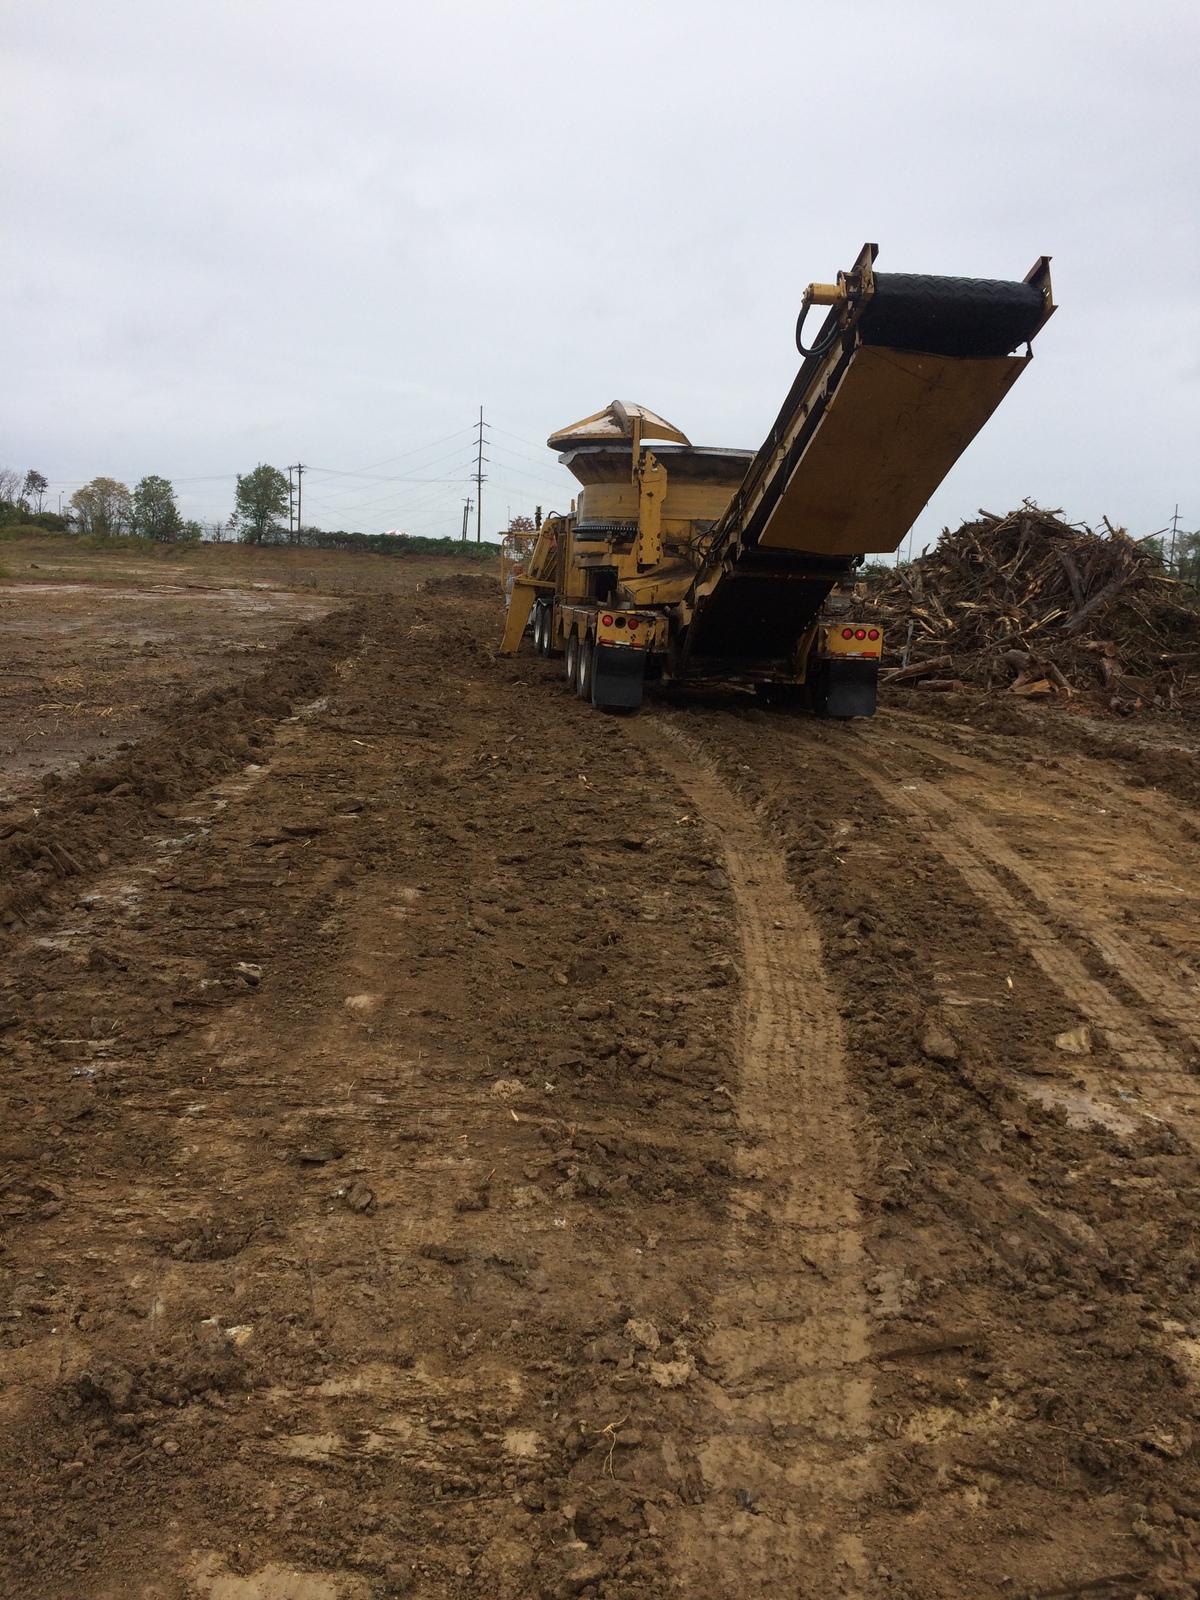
[863,504,1200,714]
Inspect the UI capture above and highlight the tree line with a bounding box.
[0,464,282,543]
[0,461,516,550]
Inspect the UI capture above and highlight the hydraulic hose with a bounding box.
[795,300,844,360]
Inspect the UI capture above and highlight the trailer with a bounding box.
[501,243,1054,715]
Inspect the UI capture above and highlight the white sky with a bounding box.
[2,0,1198,549]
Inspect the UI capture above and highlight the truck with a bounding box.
[500,243,1055,715]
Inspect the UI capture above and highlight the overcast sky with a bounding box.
[3,1,1198,550]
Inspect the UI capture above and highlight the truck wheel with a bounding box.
[564,631,578,686]
[576,636,595,700]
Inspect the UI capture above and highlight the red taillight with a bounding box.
[602,614,614,626]
[868,629,879,640]
[855,629,867,640]
[842,627,854,639]
[628,617,639,630]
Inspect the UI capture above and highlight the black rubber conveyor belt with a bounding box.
[859,273,1045,358]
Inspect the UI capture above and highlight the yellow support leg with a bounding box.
[500,578,542,656]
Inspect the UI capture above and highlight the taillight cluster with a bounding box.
[601,614,640,630]
[841,627,880,641]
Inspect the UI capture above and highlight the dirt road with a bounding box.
[4,578,1200,1600]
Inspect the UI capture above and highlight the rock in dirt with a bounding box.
[344,992,380,1013]
[650,1356,694,1388]
[919,1012,959,1061]
[297,1143,344,1164]
[454,1188,490,1213]
[77,1363,135,1412]
[556,1554,610,1597]
[1055,1023,1093,1055]
[624,1317,660,1352]
[339,1180,376,1213]
[419,1242,469,1265]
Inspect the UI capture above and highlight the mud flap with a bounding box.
[815,658,878,718]
[592,643,646,709]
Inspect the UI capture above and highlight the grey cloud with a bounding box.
[2,0,1197,542]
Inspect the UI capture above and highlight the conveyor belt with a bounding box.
[680,251,1054,673]
[859,273,1046,359]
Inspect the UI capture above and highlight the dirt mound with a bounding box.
[866,505,1200,715]
[419,571,497,597]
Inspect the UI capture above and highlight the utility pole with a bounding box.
[474,407,488,543]
[288,467,295,540]
[1170,503,1182,576]
[290,463,306,544]
[461,497,473,541]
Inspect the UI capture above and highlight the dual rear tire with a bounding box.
[532,602,552,657]
[576,636,595,701]
[563,631,594,700]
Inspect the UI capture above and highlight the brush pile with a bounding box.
[865,504,1200,713]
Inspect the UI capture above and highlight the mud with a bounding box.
[0,570,339,805]
[3,583,1200,1600]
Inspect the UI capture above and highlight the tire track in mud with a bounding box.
[650,702,1200,1594]
[2,592,769,1599]
[638,716,874,1599]
[836,742,1200,1145]
[868,729,1200,1055]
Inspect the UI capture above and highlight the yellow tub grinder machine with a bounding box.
[501,244,1054,715]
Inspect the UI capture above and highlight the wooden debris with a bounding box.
[858,504,1200,712]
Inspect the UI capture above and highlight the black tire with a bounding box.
[577,635,595,701]
[564,631,579,687]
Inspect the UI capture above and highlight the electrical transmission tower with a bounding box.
[290,464,306,544]
[474,409,489,542]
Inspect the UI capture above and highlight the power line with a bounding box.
[336,426,477,476]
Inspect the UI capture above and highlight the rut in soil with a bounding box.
[638,715,875,1598]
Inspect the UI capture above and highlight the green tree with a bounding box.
[1176,531,1200,585]
[69,477,133,537]
[22,469,48,513]
[233,464,289,544]
[132,474,183,541]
